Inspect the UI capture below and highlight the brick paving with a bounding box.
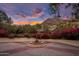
[0,41,79,56]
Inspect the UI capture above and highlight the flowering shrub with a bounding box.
[0,28,8,37]
[50,30,62,39]
[35,32,50,39]
[62,28,79,40]
[33,28,79,40]
[34,31,62,39]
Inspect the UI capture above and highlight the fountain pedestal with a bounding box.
[27,39,47,48]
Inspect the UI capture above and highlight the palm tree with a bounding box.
[65,3,79,19]
[49,3,61,18]
[72,4,79,19]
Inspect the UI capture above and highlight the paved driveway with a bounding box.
[0,38,79,56]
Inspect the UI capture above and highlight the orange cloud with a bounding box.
[14,21,29,25]
[30,21,42,25]
[13,21,43,25]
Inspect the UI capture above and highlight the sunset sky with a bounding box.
[0,3,72,25]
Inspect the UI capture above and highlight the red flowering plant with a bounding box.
[0,28,8,37]
[50,30,62,39]
[61,28,79,40]
[35,32,50,39]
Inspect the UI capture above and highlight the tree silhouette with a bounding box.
[0,10,13,24]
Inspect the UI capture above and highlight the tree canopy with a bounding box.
[0,10,13,24]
